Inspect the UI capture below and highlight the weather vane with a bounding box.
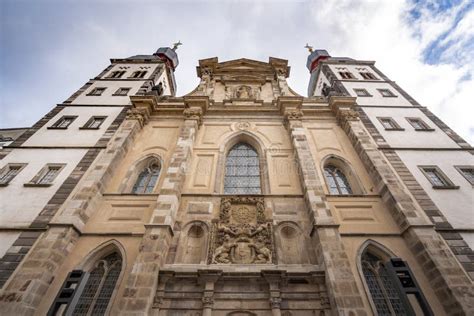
[172,40,182,51]
[304,43,313,53]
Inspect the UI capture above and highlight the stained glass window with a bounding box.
[324,165,352,195]
[224,143,261,194]
[132,160,161,193]
[73,252,122,315]
[362,251,409,315]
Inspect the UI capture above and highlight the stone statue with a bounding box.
[213,234,235,264]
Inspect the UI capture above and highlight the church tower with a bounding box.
[0,45,472,316]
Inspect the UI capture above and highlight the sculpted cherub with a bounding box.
[213,234,236,264]
[252,236,272,263]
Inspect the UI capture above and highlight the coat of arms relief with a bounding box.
[208,197,274,264]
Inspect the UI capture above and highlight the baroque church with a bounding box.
[0,44,473,315]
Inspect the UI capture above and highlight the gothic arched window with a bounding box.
[323,165,352,195]
[73,252,122,315]
[132,159,161,193]
[224,143,261,194]
[361,251,409,315]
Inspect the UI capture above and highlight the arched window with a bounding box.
[132,159,161,193]
[224,143,261,194]
[362,250,410,315]
[73,252,122,315]
[324,165,352,195]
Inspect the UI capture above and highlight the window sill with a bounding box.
[47,127,68,130]
[385,128,405,131]
[112,94,129,97]
[356,95,373,97]
[432,185,459,190]
[414,128,435,132]
[79,127,101,130]
[381,95,398,98]
[0,183,9,187]
[24,182,53,187]
[86,94,103,97]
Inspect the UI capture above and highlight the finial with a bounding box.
[304,43,314,53]
[172,40,182,51]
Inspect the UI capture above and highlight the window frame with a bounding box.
[377,88,397,98]
[107,70,126,79]
[86,87,106,96]
[418,165,459,189]
[354,88,372,97]
[406,117,434,131]
[47,115,78,130]
[129,71,147,79]
[131,159,162,194]
[0,163,27,186]
[24,163,65,187]
[454,165,474,186]
[338,71,356,80]
[112,87,131,96]
[359,72,378,80]
[376,117,404,131]
[80,116,107,130]
[223,142,262,195]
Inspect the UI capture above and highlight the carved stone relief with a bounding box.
[209,197,274,264]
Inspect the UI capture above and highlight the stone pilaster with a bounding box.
[0,111,145,315]
[284,109,369,315]
[198,270,221,316]
[117,113,200,315]
[329,96,474,315]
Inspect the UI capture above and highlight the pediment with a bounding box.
[197,57,289,78]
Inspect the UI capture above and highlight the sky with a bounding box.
[1,0,473,144]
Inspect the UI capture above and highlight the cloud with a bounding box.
[0,0,472,144]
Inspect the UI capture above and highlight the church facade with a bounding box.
[0,45,473,315]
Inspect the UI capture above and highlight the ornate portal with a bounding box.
[209,197,274,264]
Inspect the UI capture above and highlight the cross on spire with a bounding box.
[304,43,314,53]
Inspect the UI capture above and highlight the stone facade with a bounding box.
[0,48,473,316]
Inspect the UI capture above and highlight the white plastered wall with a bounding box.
[0,148,87,227]
[396,150,474,230]
[23,106,124,147]
[0,232,20,258]
[328,64,380,81]
[103,63,159,80]
[363,107,459,148]
[343,81,413,106]
[72,80,144,105]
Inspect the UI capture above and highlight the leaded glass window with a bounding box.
[132,160,161,193]
[73,252,122,315]
[324,165,352,195]
[362,251,409,316]
[224,143,261,194]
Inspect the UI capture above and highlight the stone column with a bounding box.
[117,109,201,315]
[283,108,369,315]
[263,270,284,316]
[198,269,221,316]
[0,108,148,315]
[329,96,474,315]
